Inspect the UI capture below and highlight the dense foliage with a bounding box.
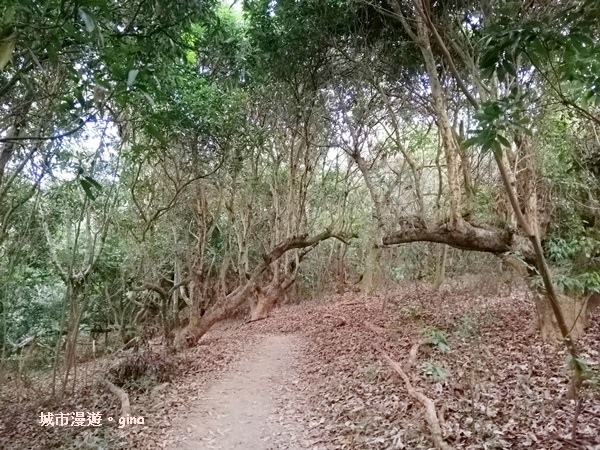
[1,0,599,401]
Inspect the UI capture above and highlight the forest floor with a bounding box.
[1,282,600,449]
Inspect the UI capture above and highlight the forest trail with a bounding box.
[171,334,306,450]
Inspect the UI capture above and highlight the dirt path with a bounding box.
[171,334,307,450]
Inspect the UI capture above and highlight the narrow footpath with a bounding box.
[172,334,307,450]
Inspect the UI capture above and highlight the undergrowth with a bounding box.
[109,350,175,392]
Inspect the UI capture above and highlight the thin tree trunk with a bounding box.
[61,282,82,397]
[361,244,380,294]
[494,151,583,396]
[433,245,448,290]
[402,7,462,227]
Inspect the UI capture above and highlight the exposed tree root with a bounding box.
[406,340,426,370]
[377,346,453,450]
[121,336,140,352]
[102,379,131,418]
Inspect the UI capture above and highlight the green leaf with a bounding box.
[474,110,489,121]
[0,36,16,71]
[497,134,511,147]
[569,356,588,372]
[484,103,502,118]
[78,8,96,33]
[145,123,166,144]
[83,176,102,190]
[436,341,450,353]
[492,141,503,154]
[2,6,15,24]
[502,59,517,77]
[482,140,494,153]
[75,88,86,108]
[480,49,500,70]
[139,90,156,107]
[420,362,449,380]
[127,69,139,87]
[79,0,109,8]
[79,176,101,200]
[509,121,533,136]
[95,78,112,90]
[79,178,97,200]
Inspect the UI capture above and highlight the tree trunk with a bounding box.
[336,242,347,294]
[400,4,462,227]
[394,0,585,395]
[61,281,83,398]
[176,230,342,347]
[179,282,256,346]
[250,282,282,321]
[361,244,380,294]
[535,293,589,342]
[249,270,298,321]
[433,245,448,290]
[494,152,584,395]
[589,293,600,316]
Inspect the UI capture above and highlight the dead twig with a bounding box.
[244,316,269,325]
[376,345,453,450]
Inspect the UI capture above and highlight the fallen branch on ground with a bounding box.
[102,379,131,418]
[376,345,453,450]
